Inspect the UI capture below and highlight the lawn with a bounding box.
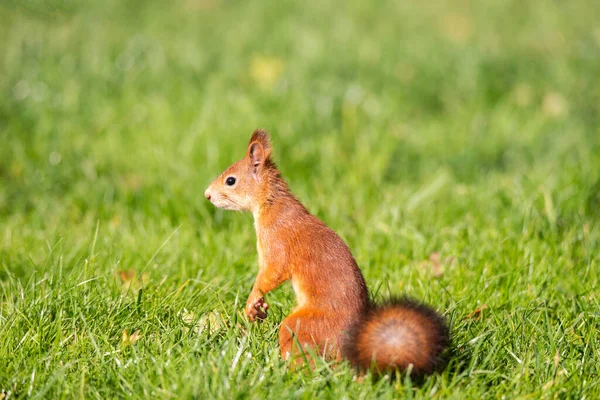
[1,0,599,398]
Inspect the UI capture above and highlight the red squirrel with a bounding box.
[204,130,449,376]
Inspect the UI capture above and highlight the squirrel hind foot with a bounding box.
[343,297,450,377]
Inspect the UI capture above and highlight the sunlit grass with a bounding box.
[1,0,599,397]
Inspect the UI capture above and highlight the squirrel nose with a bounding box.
[204,189,211,201]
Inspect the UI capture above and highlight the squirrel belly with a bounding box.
[343,298,450,376]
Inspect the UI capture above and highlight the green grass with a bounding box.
[1,0,599,398]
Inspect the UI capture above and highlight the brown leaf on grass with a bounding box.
[122,329,142,346]
[181,308,196,325]
[181,309,225,335]
[116,269,150,291]
[420,252,454,278]
[429,252,443,277]
[118,269,135,283]
[466,304,488,319]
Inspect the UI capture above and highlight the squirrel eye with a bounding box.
[225,176,236,186]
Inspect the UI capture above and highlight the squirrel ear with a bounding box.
[247,129,272,168]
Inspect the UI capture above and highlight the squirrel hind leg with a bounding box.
[279,310,341,366]
[343,298,450,377]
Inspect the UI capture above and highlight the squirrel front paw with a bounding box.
[245,296,269,322]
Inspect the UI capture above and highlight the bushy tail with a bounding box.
[343,298,450,377]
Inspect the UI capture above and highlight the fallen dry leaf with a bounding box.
[181,309,225,335]
[429,252,442,276]
[122,329,142,346]
[466,304,488,319]
[116,269,150,291]
[420,252,454,278]
[181,308,197,326]
[118,269,135,283]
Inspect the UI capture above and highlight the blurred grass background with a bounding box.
[1,0,599,398]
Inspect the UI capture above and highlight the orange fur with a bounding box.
[343,298,449,375]
[205,130,449,376]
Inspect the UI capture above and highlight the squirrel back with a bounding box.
[205,129,450,377]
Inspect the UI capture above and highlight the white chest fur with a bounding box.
[291,279,307,309]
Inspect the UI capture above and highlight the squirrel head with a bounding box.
[205,129,276,213]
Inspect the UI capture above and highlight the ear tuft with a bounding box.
[247,129,272,168]
[248,129,272,153]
